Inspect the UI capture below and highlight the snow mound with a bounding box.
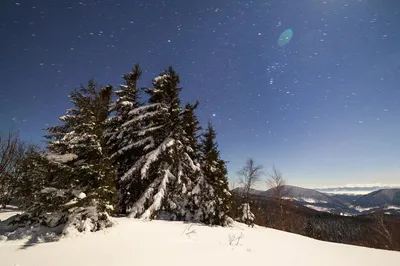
[1,211,399,266]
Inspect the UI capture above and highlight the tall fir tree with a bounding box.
[105,64,144,214]
[199,122,232,225]
[16,80,116,234]
[179,101,209,221]
[120,67,202,220]
[181,101,202,162]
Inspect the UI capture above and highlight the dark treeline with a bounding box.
[231,192,400,251]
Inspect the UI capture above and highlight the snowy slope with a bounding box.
[1,211,399,266]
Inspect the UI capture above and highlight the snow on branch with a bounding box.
[120,156,146,182]
[127,171,163,218]
[140,138,175,179]
[122,111,160,128]
[135,125,165,137]
[112,136,154,158]
[46,153,78,163]
[153,74,170,86]
[140,169,171,219]
[128,103,159,116]
[119,101,134,107]
[59,115,74,121]
[120,137,173,182]
[184,152,200,172]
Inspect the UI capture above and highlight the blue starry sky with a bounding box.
[1,0,400,187]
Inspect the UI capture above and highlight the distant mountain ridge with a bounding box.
[264,185,346,206]
[231,186,400,216]
[353,188,400,208]
[315,185,400,195]
[329,194,362,206]
[231,187,264,196]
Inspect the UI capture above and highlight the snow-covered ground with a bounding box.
[386,205,400,210]
[282,196,328,204]
[352,205,377,213]
[304,204,331,212]
[1,211,399,266]
[350,205,400,213]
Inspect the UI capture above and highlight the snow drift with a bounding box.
[1,211,399,266]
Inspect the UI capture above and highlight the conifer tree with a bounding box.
[122,67,201,220]
[181,101,201,162]
[239,203,255,227]
[16,80,116,234]
[14,145,48,209]
[106,64,144,214]
[180,102,210,221]
[199,122,232,225]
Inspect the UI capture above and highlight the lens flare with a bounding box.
[277,28,293,47]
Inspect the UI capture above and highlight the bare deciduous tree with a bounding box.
[237,158,263,202]
[267,165,286,201]
[267,165,288,230]
[372,213,393,249]
[229,180,236,191]
[0,129,26,208]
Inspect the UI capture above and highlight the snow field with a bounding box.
[1,211,399,266]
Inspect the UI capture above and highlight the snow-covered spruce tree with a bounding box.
[179,102,210,222]
[15,80,116,234]
[10,148,75,227]
[122,67,202,220]
[181,101,202,162]
[239,203,255,227]
[13,145,49,209]
[198,122,232,225]
[105,64,144,215]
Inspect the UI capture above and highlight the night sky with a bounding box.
[1,0,400,188]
